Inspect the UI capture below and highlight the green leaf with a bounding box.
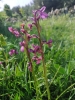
[15,66,23,77]
[54,64,65,75]
[14,93,20,100]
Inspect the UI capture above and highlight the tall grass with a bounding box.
[0,15,75,100]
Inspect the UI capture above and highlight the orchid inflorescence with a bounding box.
[8,6,52,71]
[8,6,52,100]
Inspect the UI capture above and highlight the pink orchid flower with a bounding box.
[32,56,42,64]
[32,6,48,22]
[8,27,20,37]
[29,44,41,54]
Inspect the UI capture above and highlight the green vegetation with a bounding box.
[0,14,75,100]
[0,0,75,99]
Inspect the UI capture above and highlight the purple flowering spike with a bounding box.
[20,46,25,52]
[9,49,18,56]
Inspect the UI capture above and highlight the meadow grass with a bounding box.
[0,15,75,100]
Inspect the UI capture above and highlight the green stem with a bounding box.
[56,83,75,100]
[25,34,33,71]
[33,72,39,100]
[36,21,51,100]
[43,61,51,100]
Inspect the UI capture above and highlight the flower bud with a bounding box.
[20,46,25,52]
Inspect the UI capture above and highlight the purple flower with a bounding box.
[28,62,32,72]
[9,49,18,56]
[32,44,40,53]
[40,12,48,19]
[19,41,25,52]
[32,56,42,64]
[8,27,20,37]
[29,44,41,54]
[26,33,32,41]
[8,27,13,33]
[19,41,26,46]
[20,24,27,34]
[36,56,42,64]
[28,24,33,30]
[32,6,48,22]
[46,39,52,47]
[14,30,20,37]
[20,29,27,34]
[20,46,25,52]
[42,39,52,47]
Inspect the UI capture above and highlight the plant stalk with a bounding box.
[25,33,39,100]
[36,21,51,100]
